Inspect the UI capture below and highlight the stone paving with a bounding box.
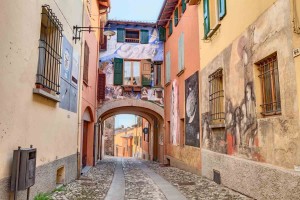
[51,158,115,200]
[51,157,252,200]
[144,161,252,200]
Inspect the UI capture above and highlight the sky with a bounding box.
[115,114,138,129]
[108,0,164,22]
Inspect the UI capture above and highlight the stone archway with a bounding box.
[97,99,165,163]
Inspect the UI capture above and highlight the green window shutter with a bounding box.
[158,27,166,42]
[114,58,123,85]
[142,62,152,86]
[117,28,125,42]
[174,8,179,26]
[169,19,173,36]
[203,0,210,38]
[182,0,186,13]
[219,0,226,19]
[140,30,149,44]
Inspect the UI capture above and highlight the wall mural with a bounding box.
[99,24,164,107]
[201,31,260,159]
[185,72,200,147]
[59,36,78,113]
[170,79,179,145]
[100,26,163,62]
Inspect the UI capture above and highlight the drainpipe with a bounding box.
[76,0,85,179]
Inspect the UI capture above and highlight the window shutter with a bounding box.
[114,58,123,85]
[83,41,89,83]
[178,33,184,72]
[219,0,226,19]
[158,27,166,42]
[182,0,187,13]
[174,8,179,26]
[203,0,210,38]
[140,30,149,44]
[166,52,171,83]
[117,28,125,42]
[142,61,152,86]
[97,73,106,100]
[169,20,173,36]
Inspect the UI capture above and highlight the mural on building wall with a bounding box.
[185,72,200,147]
[59,36,78,113]
[201,31,260,159]
[99,25,164,107]
[170,79,179,145]
[100,27,163,62]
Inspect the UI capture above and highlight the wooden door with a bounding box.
[82,121,88,168]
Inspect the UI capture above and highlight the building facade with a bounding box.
[158,0,201,174]
[98,20,165,163]
[0,0,83,199]
[198,0,300,198]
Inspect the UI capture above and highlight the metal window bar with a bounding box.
[36,5,63,95]
[258,55,281,115]
[209,69,225,121]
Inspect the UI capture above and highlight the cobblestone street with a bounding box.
[51,157,251,200]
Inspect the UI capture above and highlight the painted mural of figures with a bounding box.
[114,86,124,99]
[171,79,180,145]
[234,106,242,146]
[202,114,210,148]
[245,83,256,124]
[104,62,114,86]
[141,87,148,100]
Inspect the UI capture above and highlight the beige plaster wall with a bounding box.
[198,0,277,69]
[0,0,83,179]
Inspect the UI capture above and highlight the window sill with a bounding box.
[204,23,221,40]
[261,111,282,117]
[83,80,89,86]
[33,88,60,102]
[209,123,225,129]
[176,68,185,77]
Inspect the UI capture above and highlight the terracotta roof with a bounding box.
[106,20,156,28]
[157,0,179,27]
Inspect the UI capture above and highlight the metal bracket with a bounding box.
[73,25,99,44]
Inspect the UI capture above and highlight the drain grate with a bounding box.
[213,170,221,184]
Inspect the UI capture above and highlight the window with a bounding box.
[165,51,171,84]
[169,19,173,36]
[174,7,179,27]
[158,27,166,42]
[203,0,226,38]
[178,32,184,73]
[36,5,63,95]
[123,61,141,86]
[257,54,281,115]
[83,41,89,84]
[125,30,139,43]
[117,28,149,44]
[182,0,187,13]
[209,69,225,123]
[141,61,151,86]
[153,62,162,86]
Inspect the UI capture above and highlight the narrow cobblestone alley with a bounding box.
[51,157,251,200]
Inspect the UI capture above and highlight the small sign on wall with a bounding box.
[293,48,300,58]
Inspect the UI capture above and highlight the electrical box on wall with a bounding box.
[10,147,37,191]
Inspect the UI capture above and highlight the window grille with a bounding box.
[209,69,225,122]
[36,5,63,95]
[257,54,281,115]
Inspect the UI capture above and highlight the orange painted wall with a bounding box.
[164,2,201,170]
[81,1,100,167]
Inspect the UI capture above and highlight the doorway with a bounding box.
[82,121,88,168]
